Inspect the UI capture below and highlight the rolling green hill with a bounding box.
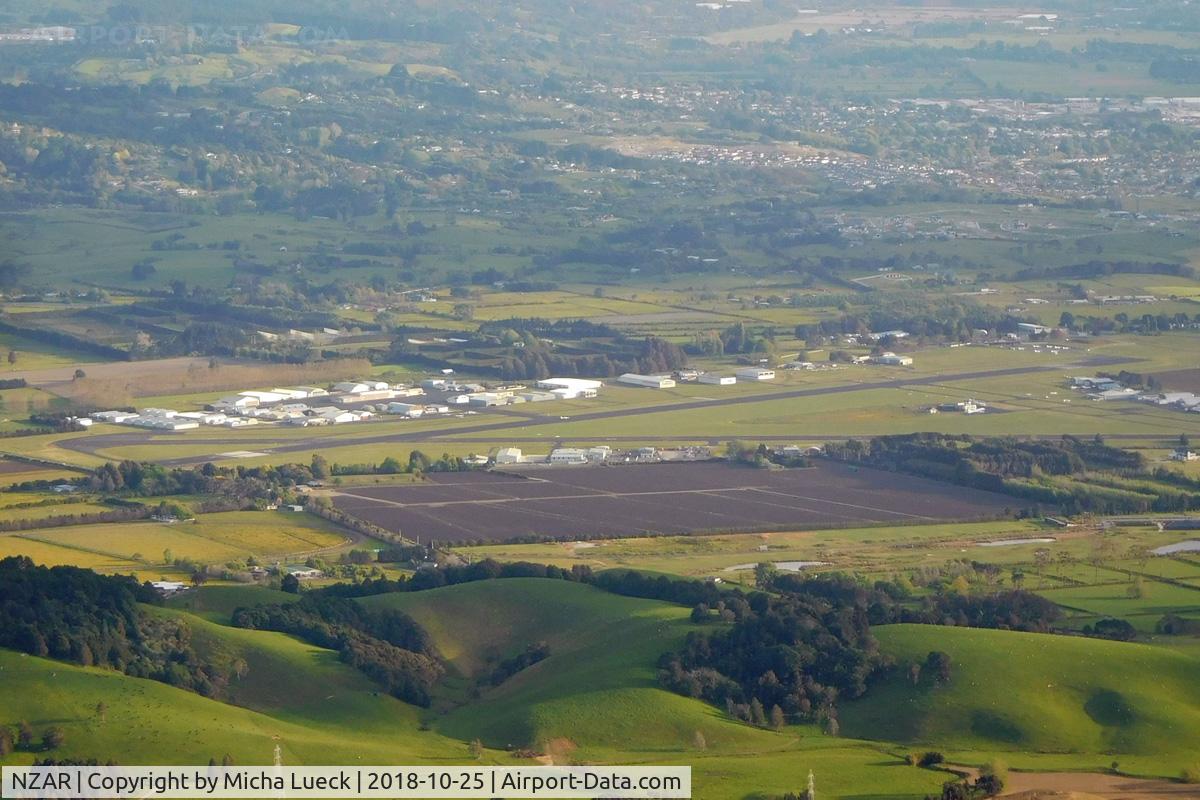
[0,646,464,767]
[841,624,1200,772]
[359,578,771,757]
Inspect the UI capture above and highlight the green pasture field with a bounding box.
[457,520,1051,578]
[842,624,1200,777]
[0,511,350,573]
[0,331,101,371]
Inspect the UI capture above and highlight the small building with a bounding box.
[735,368,775,381]
[537,378,603,393]
[1172,449,1199,462]
[149,581,189,597]
[387,402,424,418]
[286,566,323,580]
[468,393,504,407]
[495,447,523,464]
[874,352,913,367]
[238,390,287,404]
[92,410,139,424]
[618,373,676,389]
[586,446,611,463]
[698,373,736,385]
[549,447,589,465]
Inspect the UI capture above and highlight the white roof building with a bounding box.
[735,368,775,381]
[537,378,603,392]
[618,373,676,389]
[495,447,523,464]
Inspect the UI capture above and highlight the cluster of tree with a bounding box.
[0,722,66,755]
[0,503,151,533]
[487,641,550,686]
[0,319,129,361]
[794,297,1018,345]
[1081,618,1138,641]
[1156,613,1200,635]
[0,557,234,697]
[822,433,1189,515]
[85,459,319,503]
[1150,56,1200,83]
[231,595,441,706]
[1011,260,1195,283]
[658,574,888,727]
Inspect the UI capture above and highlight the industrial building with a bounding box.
[618,373,676,389]
[536,377,602,399]
[873,352,914,366]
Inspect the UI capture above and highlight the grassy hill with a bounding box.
[841,624,1200,774]
[0,647,464,767]
[0,580,955,799]
[360,578,769,757]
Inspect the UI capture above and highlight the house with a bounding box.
[735,368,775,381]
[286,566,323,580]
[149,581,189,597]
[698,373,736,385]
[1172,449,1199,462]
[618,373,676,389]
[495,447,523,464]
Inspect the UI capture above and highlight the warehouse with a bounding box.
[549,448,590,465]
[873,352,914,366]
[618,373,676,389]
[536,378,600,400]
[387,402,424,418]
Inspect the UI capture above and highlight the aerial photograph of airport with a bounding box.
[0,0,1200,798]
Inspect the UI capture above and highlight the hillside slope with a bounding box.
[841,624,1200,769]
[362,578,777,757]
[0,647,463,766]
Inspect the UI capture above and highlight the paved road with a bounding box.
[50,363,1107,466]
